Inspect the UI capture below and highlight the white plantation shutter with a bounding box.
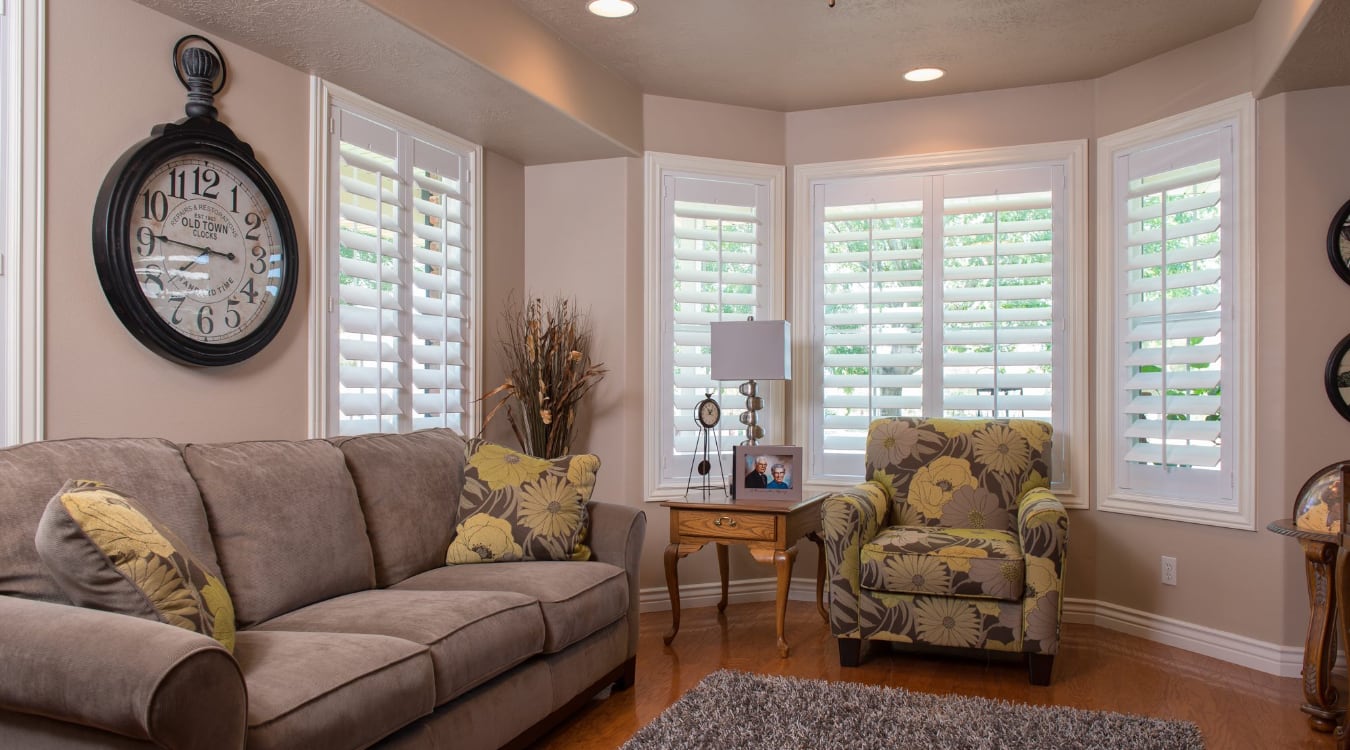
[663,173,772,484]
[1112,129,1230,500]
[331,105,473,435]
[816,176,925,475]
[940,168,1058,420]
[811,164,1067,481]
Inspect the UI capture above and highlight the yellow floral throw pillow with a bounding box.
[35,480,236,652]
[446,439,600,565]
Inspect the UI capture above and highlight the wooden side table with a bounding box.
[661,493,828,657]
[1268,517,1341,733]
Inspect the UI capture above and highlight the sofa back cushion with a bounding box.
[184,440,376,627]
[330,428,466,587]
[0,437,215,603]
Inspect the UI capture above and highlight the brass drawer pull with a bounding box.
[714,516,738,528]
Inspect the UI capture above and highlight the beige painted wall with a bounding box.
[1269,85,1350,640]
[45,0,311,441]
[523,20,1340,650]
[480,151,527,446]
[40,0,1342,651]
[44,0,526,445]
[644,95,787,165]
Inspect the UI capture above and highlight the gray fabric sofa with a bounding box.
[0,428,646,749]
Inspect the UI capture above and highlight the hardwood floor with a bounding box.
[534,600,1328,750]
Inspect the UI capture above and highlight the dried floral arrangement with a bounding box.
[481,295,608,459]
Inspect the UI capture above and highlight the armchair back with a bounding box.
[863,417,1052,528]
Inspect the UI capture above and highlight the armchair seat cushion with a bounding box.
[860,526,1024,601]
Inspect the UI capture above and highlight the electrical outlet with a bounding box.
[1161,555,1177,586]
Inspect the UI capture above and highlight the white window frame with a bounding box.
[792,141,1088,507]
[643,152,785,501]
[1095,94,1255,530]
[308,79,483,437]
[0,0,42,445]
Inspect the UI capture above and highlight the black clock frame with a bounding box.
[91,115,299,367]
[1328,197,1350,286]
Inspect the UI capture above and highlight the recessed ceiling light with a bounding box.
[588,0,637,18]
[904,67,945,82]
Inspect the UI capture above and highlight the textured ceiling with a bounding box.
[512,0,1264,111]
[130,0,633,165]
[130,0,1348,164]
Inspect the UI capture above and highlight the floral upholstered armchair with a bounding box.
[821,417,1069,685]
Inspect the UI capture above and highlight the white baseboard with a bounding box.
[641,581,1312,678]
[1062,597,1312,678]
[639,576,818,613]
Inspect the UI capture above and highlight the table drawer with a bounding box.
[677,510,777,542]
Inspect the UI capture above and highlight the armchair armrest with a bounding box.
[0,596,246,750]
[1016,488,1070,654]
[586,500,647,658]
[820,481,890,637]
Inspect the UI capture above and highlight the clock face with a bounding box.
[696,397,721,428]
[127,154,285,345]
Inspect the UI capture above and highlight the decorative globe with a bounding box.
[1294,462,1347,535]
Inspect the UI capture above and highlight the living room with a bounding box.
[4,0,1350,747]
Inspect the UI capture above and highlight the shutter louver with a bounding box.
[666,175,769,476]
[334,108,472,435]
[1117,140,1226,487]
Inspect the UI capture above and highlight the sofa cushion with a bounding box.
[860,526,1025,601]
[183,440,376,628]
[330,429,466,587]
[0,437,215,603]
[448,439,599,564]
[252,588,544,705]
[394,561,626,653]
[35,480,236,651]
[233,630,434,750]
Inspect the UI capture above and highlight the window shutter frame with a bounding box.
[644,152,784,500]
[1095,94,1255,530]
[313,81,482,438]
[793,142,1088,507]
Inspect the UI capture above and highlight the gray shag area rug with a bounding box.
[622,670,1204,750]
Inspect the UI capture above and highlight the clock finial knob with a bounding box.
[181,48,219,119]
[172,35,228,120]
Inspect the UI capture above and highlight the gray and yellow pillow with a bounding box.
[35,480,236,651]
[446,439,599,565]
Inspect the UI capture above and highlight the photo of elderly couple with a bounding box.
[733,445,803,501]
[743,455,792,489]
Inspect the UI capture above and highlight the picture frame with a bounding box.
[1328,197,1350,286]
[1324,332,1350,422]
[733,444,803,502]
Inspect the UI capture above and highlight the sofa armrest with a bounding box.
[586,500,647,659]
[820,481,889,638]
[0,596,247,750]
[1016,488,1070,654]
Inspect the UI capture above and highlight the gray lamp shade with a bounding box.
[710,320,792,381]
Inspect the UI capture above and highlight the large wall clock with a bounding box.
[92,36,298,367]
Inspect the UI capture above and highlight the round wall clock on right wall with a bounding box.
[1324,332,1350,421]
[1327,197,1350,285]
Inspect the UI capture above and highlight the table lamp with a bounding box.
[711,318,791,445]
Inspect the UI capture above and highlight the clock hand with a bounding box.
[155,236,238,269]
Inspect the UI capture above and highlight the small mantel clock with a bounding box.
[91,36,298,367]
[685,391,727,499]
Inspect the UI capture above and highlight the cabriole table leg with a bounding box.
[1302,538,1341,733]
